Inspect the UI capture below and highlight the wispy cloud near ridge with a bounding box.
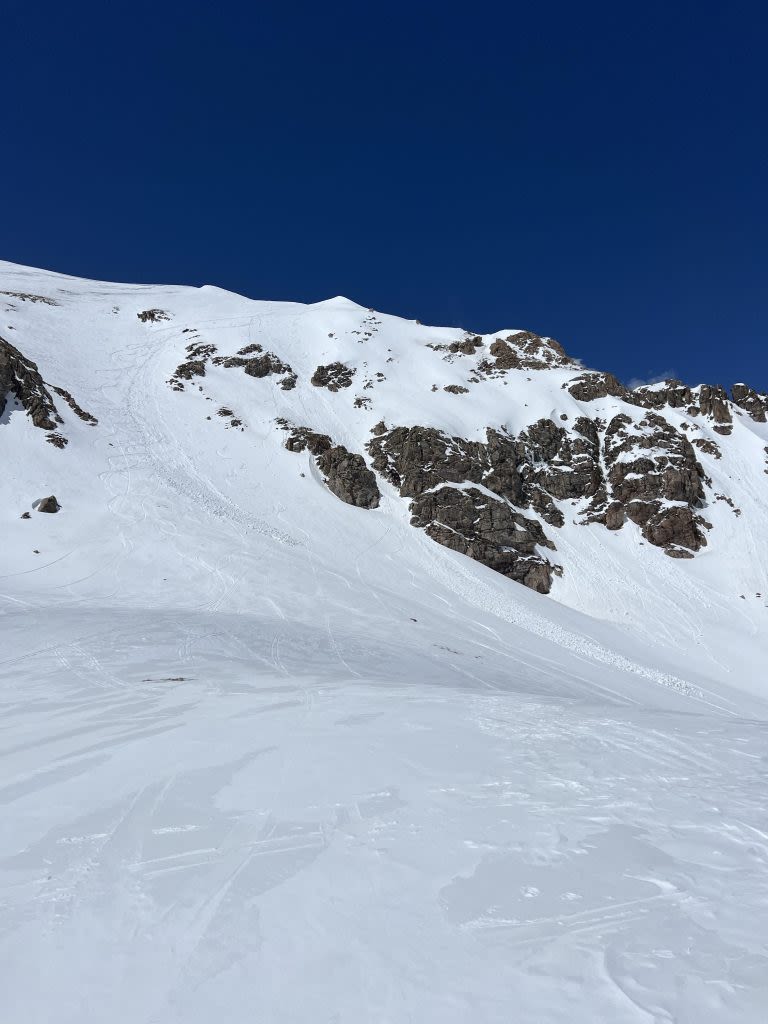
[627,369,678,389]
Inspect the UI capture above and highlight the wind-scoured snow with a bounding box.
[1,260,767,1023]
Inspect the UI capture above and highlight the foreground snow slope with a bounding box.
[1,261,767,1023]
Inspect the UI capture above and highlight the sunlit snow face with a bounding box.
[1,259,767,1023]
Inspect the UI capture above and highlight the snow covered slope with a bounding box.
[1,260,767,1023]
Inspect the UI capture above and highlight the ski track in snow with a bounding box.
[1,261,768,1023]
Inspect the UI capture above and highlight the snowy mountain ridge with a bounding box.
[2,258,766,684]
[2,259,767,1023]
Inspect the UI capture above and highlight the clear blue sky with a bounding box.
[4,1,767,389]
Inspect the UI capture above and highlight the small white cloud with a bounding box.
[627,368,677,390]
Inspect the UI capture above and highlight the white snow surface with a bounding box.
[1,261,767,1023]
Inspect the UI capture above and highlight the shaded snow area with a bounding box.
[1,261,767,1022]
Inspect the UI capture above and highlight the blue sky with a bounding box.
[3,1,766,389]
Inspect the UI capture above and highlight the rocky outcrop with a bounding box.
[366,404,714,585]
[170,359,206,387]
[245,353,293,380]
[484,331,573,372]
[169,341,216,388]
[630,378,745,435]
[642,507,702,555]
[171,340,296,392]
[233,348,296,389]
[462,331,577,380]
[51,387,98,425]
[137,309,170,323]
[216,406,244,430]
[284,426,332,456]
[631,379,694,410]
[284,425,380,509]
[1,336,95,449]
[503,418,605,529]
[692,437,722,459]
[427,334,484,357]
[597,412,709,553]
[311,362,356,391]
[317,447,380,509]
[216,349,292,379]
[1,291,58,306]
[731,383,768,423]
[1,336,62,431]
[368,425,558,591]
[412,487,555,592]
[369,426,480,495]
[568,372,628,402]
[155,306,763,591]
[696,385,732,435]
[367,419,582,533]
[36,495,60,513]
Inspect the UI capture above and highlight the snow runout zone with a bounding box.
[1,260,767,1024]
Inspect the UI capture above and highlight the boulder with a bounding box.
[37,495,60,513]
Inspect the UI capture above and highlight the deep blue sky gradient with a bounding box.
[4,1,767,388]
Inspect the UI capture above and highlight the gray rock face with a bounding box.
[604,413,705,502]
[585,411,709,553]
[631,379,694,410]
[430,330,573,374]
[242,353,292,379]
[630,379,738,435]
[284,426,380,509]
[1,336,62,431]
[170,341,296,392]
[412,487,555,593]
[368,425,558,591]
[485,332,573,371]
[317,447,381,509]
[37,495,60,513]
[284,427,332,456]
[169,341,214,388]
[366,403,715,590]
[51,386,98,425]
[427,334,484,357]
[731,383,768,423]
[137,309,170,323]
[311,362,356,391]
[642,506,702,553]
[1,336,93,447]
[697,385,732,434]
[568,372,628,402]
[369,426,479,496]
